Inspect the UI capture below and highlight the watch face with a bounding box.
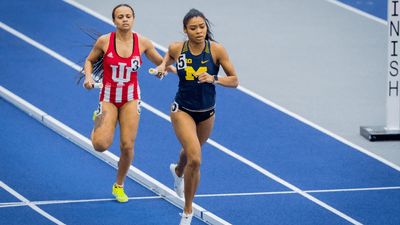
[214,75,218,81]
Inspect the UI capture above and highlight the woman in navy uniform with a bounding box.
[155,8,238,224]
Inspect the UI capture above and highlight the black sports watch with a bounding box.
[213,75,218,84]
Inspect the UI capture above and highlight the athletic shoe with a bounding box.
[92,110,97,121]
[112,183,128,203]
[170,163,184,198]
[179,212,194,225]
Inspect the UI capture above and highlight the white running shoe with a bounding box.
[170,163,184,198]
[179,212,193,225]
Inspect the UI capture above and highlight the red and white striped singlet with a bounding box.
[100,32,142,108]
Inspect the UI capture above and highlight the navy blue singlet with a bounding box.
[174,40,219,111]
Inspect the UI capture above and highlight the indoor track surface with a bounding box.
[1,0,399,224]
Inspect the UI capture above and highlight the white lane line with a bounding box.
[195,186,400,198]
[326,0,387,25]
[62,0,168,52]
[196,191,297,198]
[32,196,162,205]
[2,185,397,209]
[0,181,65,225]
[0,19,360,224]
[0,196,162,208]
[306,186,400,193]
[0,22,81,72]
[0,202,28,208]
[237,86,400,173]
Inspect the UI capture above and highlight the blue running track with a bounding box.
[1,0,399,224]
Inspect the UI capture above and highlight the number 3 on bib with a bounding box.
[131,56,141,72]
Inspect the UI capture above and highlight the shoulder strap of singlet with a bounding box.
[182,41,189,53]
[107,32,116,54]
[204,40,210,54]
[132,33,139,55]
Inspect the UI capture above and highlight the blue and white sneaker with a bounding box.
[170,163,184,198]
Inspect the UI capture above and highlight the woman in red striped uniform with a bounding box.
[82,4,175,202]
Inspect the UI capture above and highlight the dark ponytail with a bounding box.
[75,25,104,84]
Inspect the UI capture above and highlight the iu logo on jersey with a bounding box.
[110,57,141,85]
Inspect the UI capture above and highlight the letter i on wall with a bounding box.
[387,0,400,130]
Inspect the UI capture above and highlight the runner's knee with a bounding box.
[120,139,134,152]
[92,138,112,152]
[120,141,134,159]
[186,155,201,171]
